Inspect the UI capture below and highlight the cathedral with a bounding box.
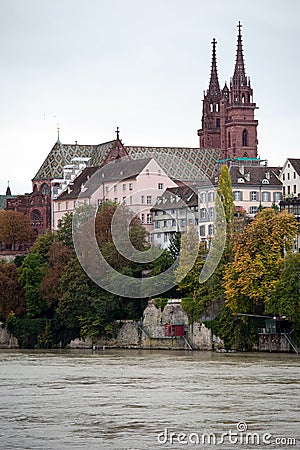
[198,22,258,161]
[5,22,259,236]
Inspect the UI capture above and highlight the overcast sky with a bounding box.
[1,0,299,194]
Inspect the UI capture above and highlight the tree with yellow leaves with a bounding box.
[224,208,297,315]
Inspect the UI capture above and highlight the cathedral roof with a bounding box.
[33,139,221,183]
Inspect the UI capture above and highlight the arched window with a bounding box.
[31,209,42,222]
[242,95,245,103]
[228,132,231,148]
[242,129,248,147]
[41,183,50,196]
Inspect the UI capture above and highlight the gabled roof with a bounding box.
[152,185,198,211]
[229,165,282,186]
[288,159,300,176]
[57,158,153,201]
[33,137,221,183]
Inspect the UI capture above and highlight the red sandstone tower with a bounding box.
[198,22,258,160]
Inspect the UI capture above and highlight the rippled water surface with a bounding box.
[0,349,299,449]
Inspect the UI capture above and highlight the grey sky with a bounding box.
[1,0,299,194]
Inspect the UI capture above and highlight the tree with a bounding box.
[18,253,47,318]
[0,261,25,320]
[57,212,74,251]
[216,165,235,231]
[224,209,298,315]
[168,232,181,260]
[40,242,72,311]
[30,231,55,262]
[270,253,300,325]
[0,210,33,250]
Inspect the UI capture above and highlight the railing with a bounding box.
[282,333,299,354]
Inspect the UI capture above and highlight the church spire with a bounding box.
[232,21,247,89]
[207,38,221,98]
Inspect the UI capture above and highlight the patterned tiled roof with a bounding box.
[33,141,96,180]
[33,139,221,182]
[127,146,220,181]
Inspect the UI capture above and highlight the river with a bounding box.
[0,349,299,449]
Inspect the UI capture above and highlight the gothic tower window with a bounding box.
[228,132,231,147]
[242,129,248,146]
[216,118,220,128]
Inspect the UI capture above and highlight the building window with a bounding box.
[157,233,161,238]
[234,191,243,201]
[106,186,109,193]
[58,203,61,211]
[287,186,291,195]
[208,192,215,203]
[66,202,69,210]
[273,192,282,202]
[294,185,297,194]
[163,220,168,228]
[122,183,126,191]
[123,197,126,205]
[208,224,214,236]
[73,201,76,209]
[294,172,296,179]
[287,173,290,180]
[114,197,118,203]
[249,206,258,215]
[216,118,220,128]
[158,183,163,190]
[155,221,160,228]
[199,192,206,203]
[141,214,145,224]
[250,191,258,201]
[283,173,285,181]
[200,208,206,219]
[147,196,152,205]
[180,219,186,227]
[147,214,152,224]
[114,185,117,192]
[242,129,248,146]
[209,207,214,219]
[262,191,271,202]
[129,183,133,191]
[199,225,205,236]
[172,219,176,227]
[141,195,144,204]
[228,132,231,148]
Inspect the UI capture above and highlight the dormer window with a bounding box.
[237,178,245,183]
[262,179,269,184]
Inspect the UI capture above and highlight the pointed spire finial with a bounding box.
[115,126,120,140]
[57,122,60,141]
[207,38,221,97]
[6,181,11,196]
[238,21,242,37]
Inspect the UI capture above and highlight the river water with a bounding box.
[0,349,299,449]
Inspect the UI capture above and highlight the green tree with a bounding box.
[270,253,300,329]
[30,231,55,262]
[18,253,47,318]
[57,212,74,251]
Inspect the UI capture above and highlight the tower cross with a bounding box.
[115,126,120,140]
